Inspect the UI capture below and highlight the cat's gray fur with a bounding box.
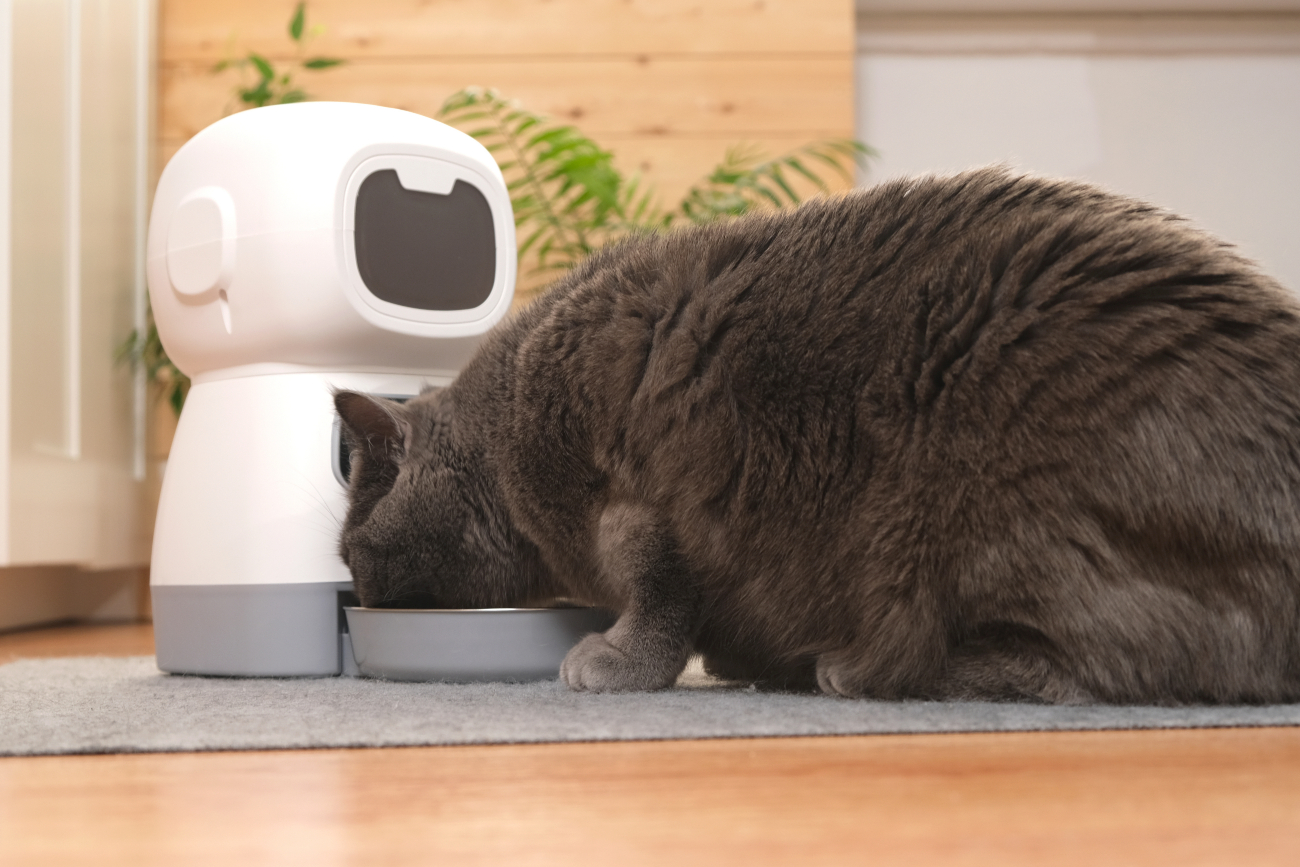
[336,166,1300,704]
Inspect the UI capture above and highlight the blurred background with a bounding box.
[0,0,1296,633]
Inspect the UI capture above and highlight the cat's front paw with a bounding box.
[815,654,867,698]
[559,632,678,692]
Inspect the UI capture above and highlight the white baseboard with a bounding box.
[0,565,147,632]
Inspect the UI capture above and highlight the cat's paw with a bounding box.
[815,654,867,698]
[559,632,678,692]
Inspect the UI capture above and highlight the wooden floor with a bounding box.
[2,624,1299,866]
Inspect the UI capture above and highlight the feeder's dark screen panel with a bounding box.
[353,170,496,311]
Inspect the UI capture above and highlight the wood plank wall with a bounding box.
[158,0,856,289]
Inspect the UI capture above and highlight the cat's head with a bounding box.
[333,389,534,609]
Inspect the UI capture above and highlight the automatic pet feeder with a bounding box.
[148,102,610,680]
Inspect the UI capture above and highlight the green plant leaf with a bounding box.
[169,380,187,417]
[279,89,308,104]
[303,57,343,69]
[289,2,305,41]
[115,301,193,417]
[670,138,873,227]
[781,156,825,190]
[240,81,273,107]
[511,117,540,137]
[517,225,548,258]
[754,183,785,208]
[437,86,873,287]
[249,52,275,80]
[767,166,799,203]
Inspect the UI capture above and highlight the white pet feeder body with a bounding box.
[147,103,516,675]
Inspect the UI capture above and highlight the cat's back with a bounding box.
[538,167,1299,463]
[546,167,1292,385]
[499,166,1300,526]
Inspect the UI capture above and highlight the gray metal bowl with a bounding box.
[343,606,616,682]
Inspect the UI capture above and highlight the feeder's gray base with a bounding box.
[152,581,353,677]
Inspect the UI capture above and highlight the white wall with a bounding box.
[0,0,154,632]
[855,8,1300,292]
[3,0,153,569]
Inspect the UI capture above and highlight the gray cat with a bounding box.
[335,166,1300,704]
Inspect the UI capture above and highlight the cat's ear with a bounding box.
[334,391,410,461]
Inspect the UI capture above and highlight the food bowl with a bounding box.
[343,606,617,682]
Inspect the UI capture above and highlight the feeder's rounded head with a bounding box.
[146,102,517,378]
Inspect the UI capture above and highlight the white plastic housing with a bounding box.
[146,102,517,379]
[146,104,518,675]
[151,370,431,589]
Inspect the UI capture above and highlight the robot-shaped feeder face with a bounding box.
[146,102,517,379]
